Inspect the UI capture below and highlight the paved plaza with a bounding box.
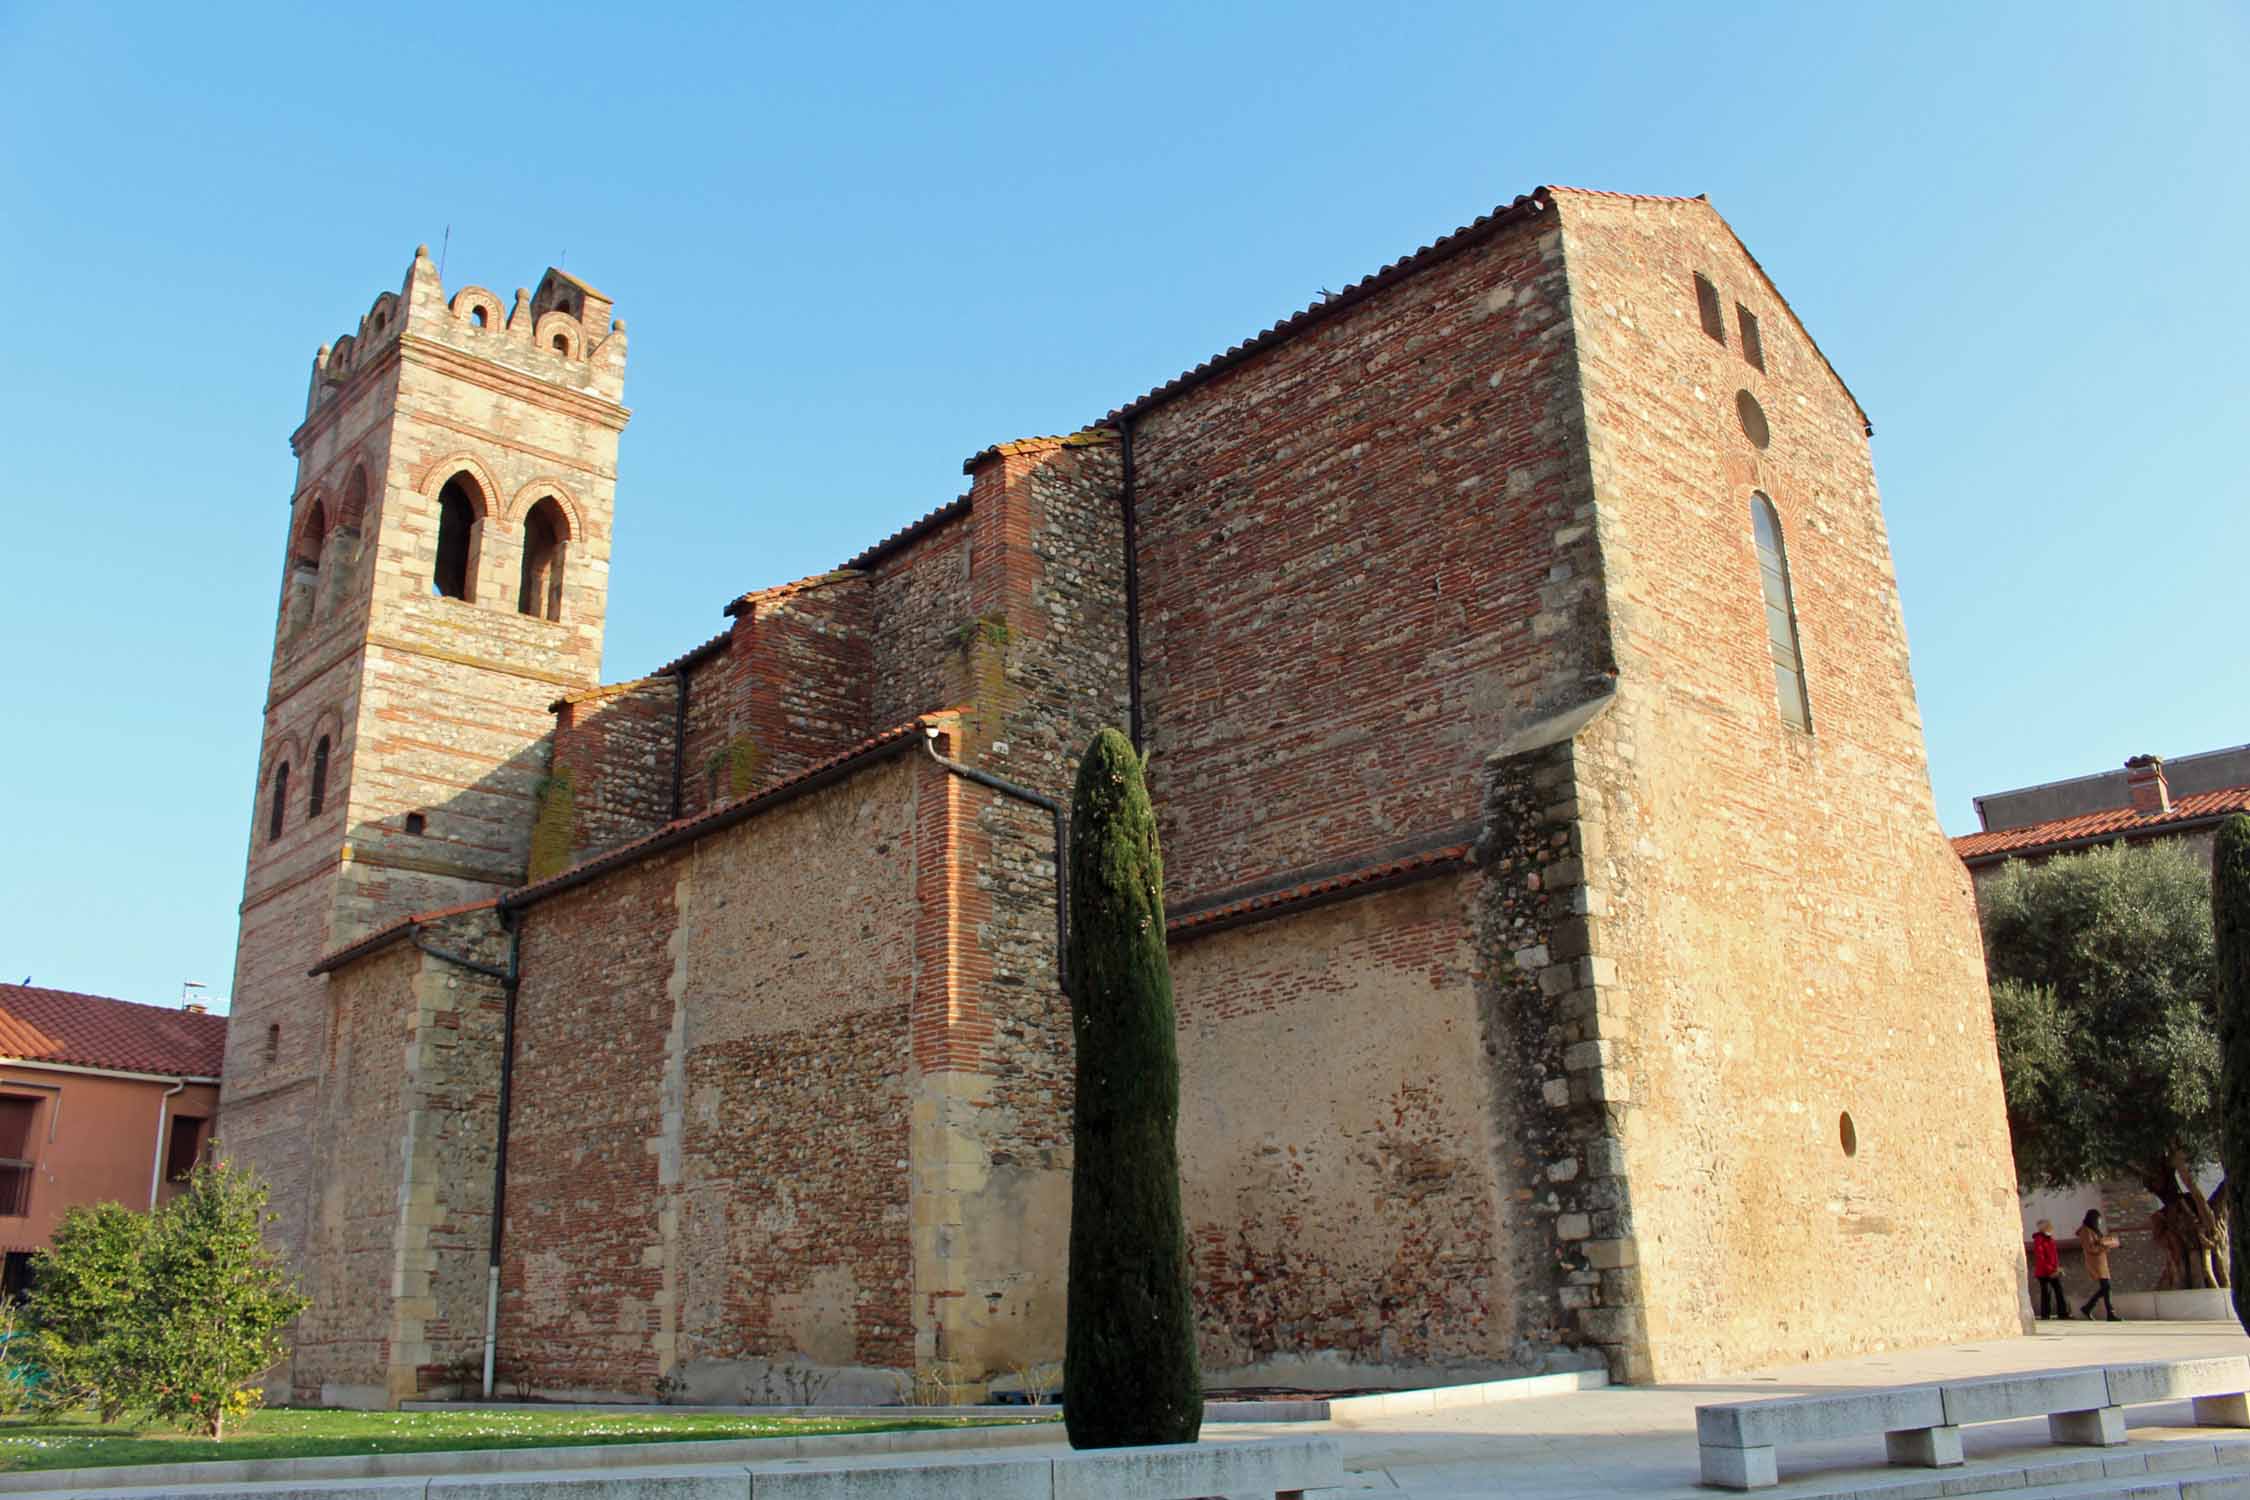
[1276,1318,2250,1497]
[19,1320,2250,1499]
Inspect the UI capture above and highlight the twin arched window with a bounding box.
[1751,494,1811,732]
[432,475,567,618]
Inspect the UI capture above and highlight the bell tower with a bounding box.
[221,246,630,1313]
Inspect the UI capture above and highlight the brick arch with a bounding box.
[291,492,332,565]
[532,310,583,359]
[501,477,587,540]
[415,454,501,518]
[305,705,347,755]
[364,291,399,337]
[329,333,356,373]
[334,461,371,531]
[450,286,503,332]
[263,729,306,781]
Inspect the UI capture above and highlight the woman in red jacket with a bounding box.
[2029,1219,2066,1319]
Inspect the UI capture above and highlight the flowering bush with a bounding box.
[25,1151,306,1439]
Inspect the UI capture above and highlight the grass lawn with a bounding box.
[0,1406,1049,1473]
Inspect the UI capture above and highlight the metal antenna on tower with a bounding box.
[439,225,451,282]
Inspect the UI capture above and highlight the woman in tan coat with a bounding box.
[2078,1209,2121,1321]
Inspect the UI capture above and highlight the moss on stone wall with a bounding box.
[528,769,576,882]
[728,734,764,797]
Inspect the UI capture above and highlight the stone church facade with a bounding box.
[224,187,2024,1408]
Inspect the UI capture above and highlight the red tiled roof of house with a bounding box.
[1952,785,2250,862]
[0,985,227,1079]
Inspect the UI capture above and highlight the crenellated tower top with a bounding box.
[305,245,628,417]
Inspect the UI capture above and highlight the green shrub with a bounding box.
[26,1201,154,1421]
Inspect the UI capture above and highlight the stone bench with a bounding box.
[1696,1357,2250,1490]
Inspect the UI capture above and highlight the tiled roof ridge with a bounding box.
[0,983,229,1079]
[724,567,866,618]
[308,898,502,976]
[1952,783,2250,862]
[550,675,667,712]
[650,627,732,679]
[839,493,972,573]
[1094,190,1554,425]
[497,714,950,914]
[960,428,1117,475]
[1168,843,1473,938]
[1542,185,1708,204]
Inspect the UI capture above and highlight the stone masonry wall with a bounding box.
[500,756,923,1402]
[1170,875,1577,1389]
[292,914,506,1406]
[546,678,677,871]
[866,515,973,731]
[1131,208,1610,910]
[1550,190,2022,1378]
[903,438,1126,1380]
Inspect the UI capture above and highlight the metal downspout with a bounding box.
[480,910,523,1398]
[919,729,1071,997]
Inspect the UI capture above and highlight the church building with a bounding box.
[223,187,2025,1408]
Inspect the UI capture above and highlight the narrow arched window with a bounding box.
[1751,494,1811,732]
[434,476,477,599]
[517,497,567,620]
[307,737,330,817]
[269,762,290,842]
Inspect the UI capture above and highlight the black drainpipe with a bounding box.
[919,730,1071,997]
[1118,416,1143,755]
[479,909,524,1398]
[669,670,689,820]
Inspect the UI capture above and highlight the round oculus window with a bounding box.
[1737,389,1770,450]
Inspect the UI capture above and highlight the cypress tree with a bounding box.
[1062,728,1202,1448]
[2218,814,2250,1330]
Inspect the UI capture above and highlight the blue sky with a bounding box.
[1,1,2243,1010]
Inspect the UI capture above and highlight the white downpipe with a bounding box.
[147,1080,186,1208]
[482,1266,501,1397]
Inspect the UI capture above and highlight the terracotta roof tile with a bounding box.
[0,985,227,1079]
[1096,192,1553,425]
[1168,844,1473,938]
[723,569,865,619]
[1953,785,2250,862]
[309,898,501,976]
[651,627,732,678]
[839,494,971,573]
[959,429,1116,475]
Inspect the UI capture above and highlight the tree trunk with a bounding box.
[2151,1149,2224,1290]
[2212,1176,2232,1290]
